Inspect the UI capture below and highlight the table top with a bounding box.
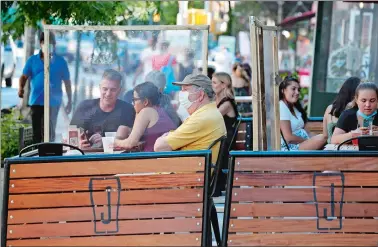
[65,149,125,155]
[324,144,358,151]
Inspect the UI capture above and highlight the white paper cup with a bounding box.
[102,137,115,154]
[61,133,69,151]
[105,132,117,138]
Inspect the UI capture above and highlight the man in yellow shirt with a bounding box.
[154,74,226,163]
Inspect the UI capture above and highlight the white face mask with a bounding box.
[179,90,200,110]
[178,91,193,110]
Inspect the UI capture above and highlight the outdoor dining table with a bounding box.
[323,144,358,151]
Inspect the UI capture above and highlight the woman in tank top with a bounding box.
[211,72,238,196]
[322,77,360,143]
[212,72,238,147]
[115,82,177,152]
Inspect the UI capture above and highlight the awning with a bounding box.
[278,11,316,27]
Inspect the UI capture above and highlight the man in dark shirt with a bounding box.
[70,69,135,148]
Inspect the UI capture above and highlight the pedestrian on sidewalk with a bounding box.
[18,32,72,143]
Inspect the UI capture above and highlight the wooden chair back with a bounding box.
[222,151,378,246]
[2,151,212,246]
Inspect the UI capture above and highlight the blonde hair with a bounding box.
[213,72,234,99]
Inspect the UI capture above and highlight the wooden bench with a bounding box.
[222,151,378,246]
[233,117,323,151]
[306,117,323,135]
[1,150,213,246]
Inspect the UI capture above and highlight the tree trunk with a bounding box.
[227,1,233,36]
[20,26,36,121]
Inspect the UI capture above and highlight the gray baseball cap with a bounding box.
[173,73,213,91]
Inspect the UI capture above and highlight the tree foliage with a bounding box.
[1,1,179,43]
[231,1,313,33]
[1,110,29,161]
[1,1,123,42]
[158,1,179,25]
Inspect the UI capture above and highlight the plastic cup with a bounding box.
[61,133,70,151]
[105,132,117,138]
[102,137,115,154]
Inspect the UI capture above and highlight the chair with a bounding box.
[228,116,242,152]
[2,150,212,247]
[207,135,227,246]
[18,126,33,151]
[234,117,253,150]
[19,142,85,157]
[337,135,378,151]
[222,151,378,246]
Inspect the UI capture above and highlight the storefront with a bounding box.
[310,1,378,116]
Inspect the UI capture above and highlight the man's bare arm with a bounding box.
[63,79,72,114]
[18,75,28,98]
[154,134,173,152]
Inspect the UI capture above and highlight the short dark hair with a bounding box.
[102,69,123,87]
[39,32,56,45]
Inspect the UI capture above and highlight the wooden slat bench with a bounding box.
[233,117,323,151]
[306,117,323,135]
[1,150,213,246]
[222,151,378,246]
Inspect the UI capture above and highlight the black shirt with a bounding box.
[217,97,238,148]
[70,99,135,137]
[336,108,378,133]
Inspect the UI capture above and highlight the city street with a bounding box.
[1,60,138,110]
[1,58,139,141]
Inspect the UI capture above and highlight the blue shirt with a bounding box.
[23,51,70,106]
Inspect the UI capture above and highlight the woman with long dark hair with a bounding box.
[279,77,326,150]
[115,82,177,152]
[322,77,360,143]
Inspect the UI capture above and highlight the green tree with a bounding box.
[188,1,205,9]
[1,1,127,43]
[232,1,263,34]
[157,1,179,25]
[1,1,179,43]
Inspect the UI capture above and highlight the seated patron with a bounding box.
[115,82,177,152]
[331,82,378,144]
[212,72,238,195]
[322,77,360,143]
[231,63,252,115]
[154,74,226,163]
[70,69,135,148]
[212,72,238,149]
[124,70,181,127]
[280,77,326,150]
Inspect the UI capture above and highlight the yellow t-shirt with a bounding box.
[167,102,227,163]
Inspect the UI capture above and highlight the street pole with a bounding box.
[73,32,81,110]
[277,1,284,47]
[21,26,36,112]
[177,1,188,25]
[277,1,284,24]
